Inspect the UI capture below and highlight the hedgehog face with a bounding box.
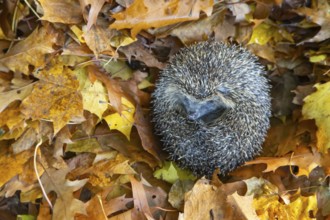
[176,88,236,124]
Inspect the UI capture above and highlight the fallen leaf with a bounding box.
[83,24,116,57]
[104,97,135,140]
[134,105,162,161]
[76,68,108,119]
[302,82,330,153]
[0,149,33,187]
[153,161,196,184]
[246,147,327,176]
[21,61,84,134]
[168,180,194,210]
[39,0,82,24]
[0,26,60,74]
[129,176,152,219]
[41,167,88,220]
[183,178,229,220]
[0,83,33,113]
[110,0,213,37]
[254,190,317,219]
[227,192,260,220]
[66,138,102,153]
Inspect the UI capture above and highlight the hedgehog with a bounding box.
[152,41,271,177]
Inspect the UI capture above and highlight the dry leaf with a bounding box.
[110,0,214,37]
[21,61,84,134]
[39,0,82,24]
[0,26,59,74]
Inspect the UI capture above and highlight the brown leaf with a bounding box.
[120,41,166,69]
[134,105,162,161]
[129,176,152,220]
[183,178,229,220]
[246,147,330,176]
[41,167,88,220]
[83,24,116,57]
[110,0,214,37]
[39,0,83,24]
[0,26,60,74]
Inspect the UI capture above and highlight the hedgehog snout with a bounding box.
[180,95,234,124]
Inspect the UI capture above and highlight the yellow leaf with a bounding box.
[104,98,135,140]
[0,149,33,186]
[302,82,330,153]
[70,25,85,43]
[248,22,276,45]
[309,54,327,63]
[254,192,317,220]
[76,68,108,119]
[21,61,83,134]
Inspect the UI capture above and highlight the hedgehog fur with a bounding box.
[152,41,271,177]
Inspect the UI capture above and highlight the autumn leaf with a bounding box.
[83,24,116,57]
[254,191,317,219]
[21,61,84,134]
[153,161,196,184]
[302,82,330,153]
[0,26,60,75]
[246,147,325,176]
[248,21,293,45]
[104,98,135,140]
[110,0,213,37]
[41,167,88,220]
[0,149,34,187]
[76,68,108,119]
[39,0,82,24]
[183,178,229,220]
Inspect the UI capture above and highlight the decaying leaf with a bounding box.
[41,167,88,220]
[0,149,34,187]
[0,26,60,74]
[39,0,82,24]
[110,0,213,37]
[21,61,84,134]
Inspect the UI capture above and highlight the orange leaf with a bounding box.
[110,0,214,37]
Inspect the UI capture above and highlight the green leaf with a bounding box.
[153,161,196,184]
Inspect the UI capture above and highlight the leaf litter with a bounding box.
[0,0,329,219]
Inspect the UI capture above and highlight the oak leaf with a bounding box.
[110,0,213,37]
[41,167,88,220]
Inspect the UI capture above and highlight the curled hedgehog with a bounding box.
[152,41,271,177]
